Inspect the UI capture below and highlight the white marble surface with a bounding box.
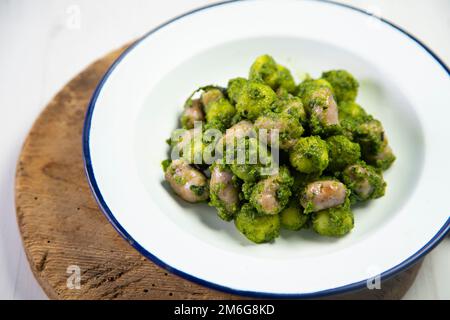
[0,0,448,300]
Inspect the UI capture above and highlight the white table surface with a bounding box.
[0,0,448,300]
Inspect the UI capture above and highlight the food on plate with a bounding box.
[247,166,293,215]
[162,54,395,243]
[235,203,280,243]
[249,54,296,94]
[341,161,386,202]
[312,199,354,237]
[280,200,309,231]
[300,179,348,214]
[289,136,329,174]
[209,161,241,221]
[254,111,304,150]
[297,78,340,135]
[181,98,204,129]
[321,69,359,103]
[325,135,361,172]
[231,79,277,120]
[164,159,209,203]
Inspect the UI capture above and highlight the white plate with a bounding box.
[83,0,450,297]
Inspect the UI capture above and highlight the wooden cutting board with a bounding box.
[14,43,422,300]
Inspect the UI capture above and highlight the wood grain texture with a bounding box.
[15,44,421,300]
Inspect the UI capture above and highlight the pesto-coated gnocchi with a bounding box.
[163,54,395,243]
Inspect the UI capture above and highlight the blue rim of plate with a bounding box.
[83,0,450,298]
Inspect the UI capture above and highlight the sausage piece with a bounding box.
[165,159,209,202]
[301,180,347,212]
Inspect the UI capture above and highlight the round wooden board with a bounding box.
[15,44,422,300]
